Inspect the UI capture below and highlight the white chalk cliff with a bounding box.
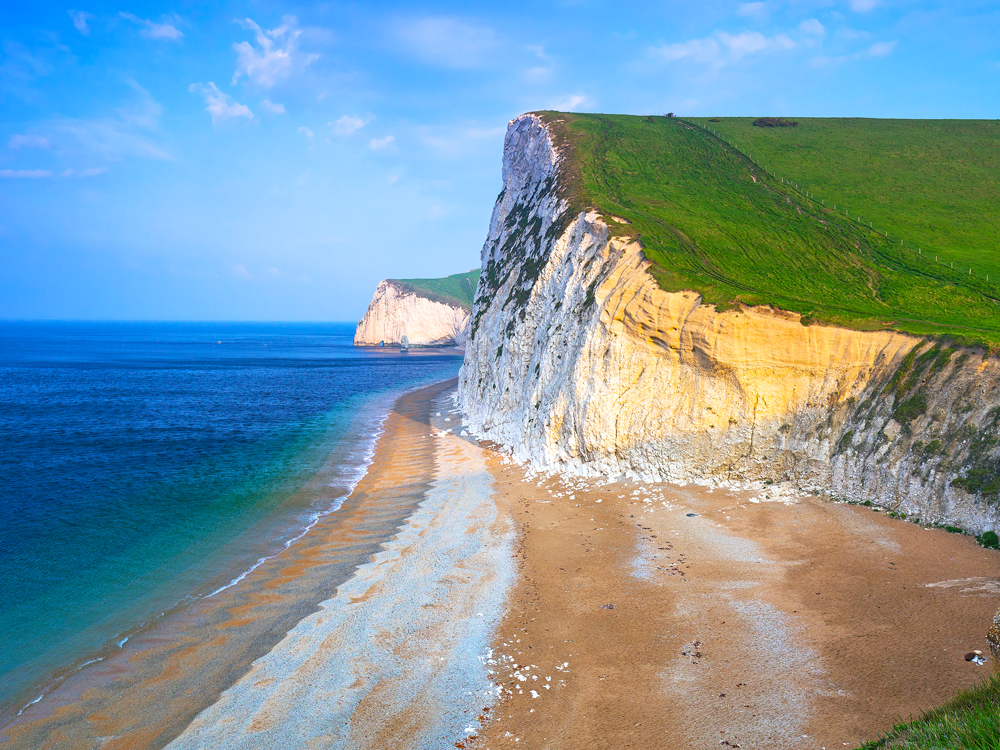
[458,113,1000,534]
[355,280,471,347]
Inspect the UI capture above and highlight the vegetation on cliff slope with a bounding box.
[687,117,1000,275]
[391,270,480,311]
[539,112,1000,343]
[856,674,1000,749]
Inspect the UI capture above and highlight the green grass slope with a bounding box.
[540,112,1000,344]
[687,117,1000,274]
[391,270,480,311]
[856,674,1000,749]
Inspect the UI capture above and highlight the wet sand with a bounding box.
[474,455,1000,749]
[0,379,472,750]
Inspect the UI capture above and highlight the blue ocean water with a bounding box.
[0,321,462,713]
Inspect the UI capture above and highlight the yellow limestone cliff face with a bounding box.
[585,235,919,463]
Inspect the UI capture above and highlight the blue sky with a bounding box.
[2,1,999,320]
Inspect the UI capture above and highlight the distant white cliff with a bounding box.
[354,279,471,347]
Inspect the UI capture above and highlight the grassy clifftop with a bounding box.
[687,117,1000,273]
[540,112,1000,344]
[390,270,480,311]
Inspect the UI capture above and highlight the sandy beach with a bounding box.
[474,451,1000,749]
[5,379,1000,749]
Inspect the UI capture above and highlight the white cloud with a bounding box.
[369,135,395,150]
[9,134,49,149]
[867,40,897,57]
[813,39,897,65]
[189,82,253,124]
[331,115,365,135]
[54,82,172,160]
[524,66,553,83]
[60,167,108,177]
[0,169,51,178]
[261,99,285,114]
[548,94,591,112]
[264,267,281,278]
[392,17,503,69]
[0,169,52,180]
[649,30,796,67]
[799,19,825,36]
[119,12,183,41]
[297,126,314,140]
[233,17,316,88]
[849,0,879,11]
[736,2,776,21]
[68,10,94,35]
[232,264,253,280]
[418,124,506,159]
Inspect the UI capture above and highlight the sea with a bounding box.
[0,321,463,718]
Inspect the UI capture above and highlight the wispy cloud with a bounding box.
[417,124,505,159]
[189,82,253,124]
[369,135,395,150]
[68,10,94,35]
[261,99,285,114]
[849,0,879,12]
[9,134,49,149]
[648,30,797,68]
[233,17,316,88]
[392,17,503,69]
[0,40,55,96]
[0,169,51,178]
[119,12,184,41]
[232,264,253,280]
[549,94,591,112]
[813,39,897,66]
[54,81,172,160]
[799,19,825,37]
[736,2,777,21]
[60,167,108,177]
[330,115,364,135]
[297,126,314,140]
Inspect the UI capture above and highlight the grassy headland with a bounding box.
[391,270,480,311]
[539,112,1000,343]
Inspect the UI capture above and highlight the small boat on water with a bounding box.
[400,334,409,351]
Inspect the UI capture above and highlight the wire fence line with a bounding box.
[680,118,994,286]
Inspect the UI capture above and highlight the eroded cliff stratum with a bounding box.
[458,113,1000,534]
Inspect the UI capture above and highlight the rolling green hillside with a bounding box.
[687,117,1000,273]
[391,270,480,311]
[541,112,1000,344]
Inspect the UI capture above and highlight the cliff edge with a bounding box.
[354,271,478,347]
[458,113,1000,534]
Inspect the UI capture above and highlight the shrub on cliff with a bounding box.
[752,117,798,127]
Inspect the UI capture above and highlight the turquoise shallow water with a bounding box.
[0,321,462,713]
